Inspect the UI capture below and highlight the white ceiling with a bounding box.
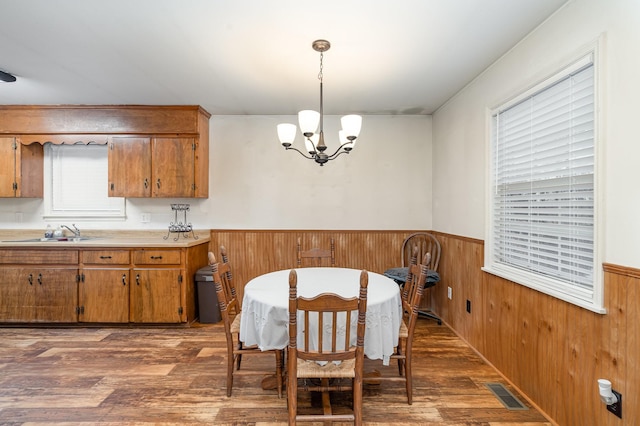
[0,0,567,116]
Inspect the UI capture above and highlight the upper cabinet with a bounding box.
[109,137,152,197]
[109,136,200,198]
[0,105,210,199]
[0,137,43,198]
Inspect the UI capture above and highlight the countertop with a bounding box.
[0,230,210,248]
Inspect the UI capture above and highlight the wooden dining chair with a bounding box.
[401,248,431,305]
[209,252,283,398]
[364,246,429,405]
[296,237,336,267]
[219,246,239,316]
[287,269,368,425]
[401,232,440,270]
[401,232,441,324]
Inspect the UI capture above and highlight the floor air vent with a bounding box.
[485,383,528,410]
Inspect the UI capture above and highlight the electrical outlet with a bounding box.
[447,286,452,300]
[466,299,471,313]
[141,213,151,223]
[607,390,622,418]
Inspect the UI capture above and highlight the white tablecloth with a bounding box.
[239,267,402,365]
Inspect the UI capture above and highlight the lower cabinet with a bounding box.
[130,249,184,323]
[0,242,207,324]
[80,249,131,323]
[0,267,77,322]
[80,269,130,322]
[130,268,183,323]
[33,268,79,322]
[0,249,79,323]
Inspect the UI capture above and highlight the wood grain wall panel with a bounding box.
[209,230,427,309]
[477,263,637,426]
[431,233,485,350]
[626,272,640,421]
[433,232,639,426]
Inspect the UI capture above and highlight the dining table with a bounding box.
[239,267,403,366]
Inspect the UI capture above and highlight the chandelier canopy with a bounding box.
[277,40,362,166]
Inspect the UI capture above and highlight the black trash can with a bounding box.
[195,266,221,323]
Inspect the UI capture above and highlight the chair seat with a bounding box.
[230,311,242,334]
[399,319,408,339]
[297,358,356,379]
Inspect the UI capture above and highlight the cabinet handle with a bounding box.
[122,274,127,286]
[150,256,163,260]
[156,178,161,189]
[100,255,112,259]
[136,274,140,286]
[144,178,149,189]
[28,273,33,285]
[37,273,43,285]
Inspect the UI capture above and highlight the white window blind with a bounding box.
[486,54,601,312]
[44,144,125,219]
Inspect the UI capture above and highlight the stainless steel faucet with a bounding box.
[61,224,81,237]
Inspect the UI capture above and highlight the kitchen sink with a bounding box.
[3,236,102,243]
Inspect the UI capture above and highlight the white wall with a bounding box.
[210,115,432,230]
[0,114,432,232]
[432,0,640,268]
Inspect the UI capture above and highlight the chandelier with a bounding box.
[277,40,362,166]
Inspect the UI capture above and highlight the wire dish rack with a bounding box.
[164,203,199,241]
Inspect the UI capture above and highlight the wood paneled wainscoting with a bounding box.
[210,230,640,425]
[209,230,419,308]
[430,231,640,426]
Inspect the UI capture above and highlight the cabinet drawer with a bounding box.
[83,250,130,265]
[132,249,181,265]
[0,249,78,264]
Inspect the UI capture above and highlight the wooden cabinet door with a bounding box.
[152,137,195,197]
[0,138,44,198]
[33,267,78,323]
[0,137,16,197]
[108,136,151,197]
[80,269,130,322]
[0,267,36,321]
[130,268,183,323]
[15,141,44,197]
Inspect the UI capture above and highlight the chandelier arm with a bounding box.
[305,136,319,153]
[285,146,316,160]
[326,149,351,161]
[325,142,355,160]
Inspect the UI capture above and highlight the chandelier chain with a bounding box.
[318,51,324,82]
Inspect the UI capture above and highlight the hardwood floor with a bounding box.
[0,319,551,425]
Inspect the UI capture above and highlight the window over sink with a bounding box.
[43,143,126,219]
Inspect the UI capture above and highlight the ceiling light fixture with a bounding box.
[0,70,17,83]
[277,40,362,166]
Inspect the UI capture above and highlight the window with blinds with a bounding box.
[485,53,602,312]
[43,143,126,219]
